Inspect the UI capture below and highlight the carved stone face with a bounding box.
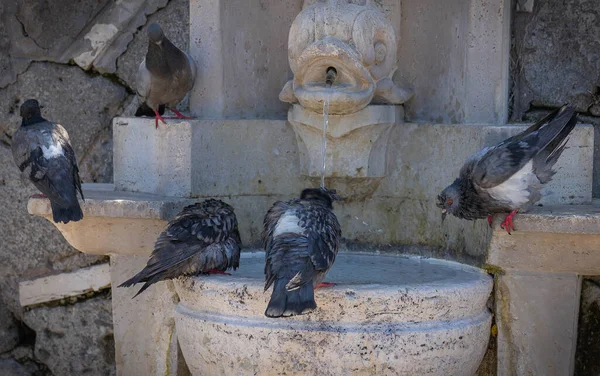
[280,1,413,115]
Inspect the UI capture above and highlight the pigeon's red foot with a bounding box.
[171,108,194,120]
[205,269,231,276]
[500,210,518,235]
[30,193,47,199]
[487,215,493,228]
[315,282,336,290]
[154,109,167,129]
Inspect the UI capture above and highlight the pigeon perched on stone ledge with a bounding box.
[119,199,242,298]
[436,104,578,234]
[263,187,342,318]
[135,23,196,128]
[11,99,84,224]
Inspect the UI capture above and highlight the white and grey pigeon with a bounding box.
[119,199,241,298]
[263,187,342,318]
[12,99,84,224]
[135,23,196,129]
[436,104,577,234]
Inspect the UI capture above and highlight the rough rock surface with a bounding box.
[23,294,115,376]
[0,0,170,87]
[512,0,600,118]
[0,359,31,376]
[0,302,19,354]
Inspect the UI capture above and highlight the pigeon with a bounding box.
[119,199,241,298]
[263,187,342,318]
[135,23,196,129]
[11,99,84,224]
[436,104,578,234]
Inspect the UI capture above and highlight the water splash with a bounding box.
[321,94,330,188]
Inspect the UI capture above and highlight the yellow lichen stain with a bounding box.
[491,324,498,337]
[482,264,505,276]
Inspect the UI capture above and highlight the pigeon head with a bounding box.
[300,187,344,209]
[436,184,460,222]
[20,99,44,126]
[147,23,164,44]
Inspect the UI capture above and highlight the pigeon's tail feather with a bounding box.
[265,279,316,318]
[50,200,83,224]
[533,106,578,183]
[117,270,155,298]
[135,102,165,117]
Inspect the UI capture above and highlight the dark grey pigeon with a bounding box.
[11,99,84,224]
[119,199,241,298]
[263,187,342,318]
[135,23,196,129]
[436,104,578,234]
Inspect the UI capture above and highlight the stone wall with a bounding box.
[0,0,189,374]
[511,0,600,197]
[511,1,600,374]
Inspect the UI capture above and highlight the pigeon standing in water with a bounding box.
[12,99,84,224]
[263,188,342,318]
[437,104,578,234]
[119,199,241,298]
[135,23,196,128]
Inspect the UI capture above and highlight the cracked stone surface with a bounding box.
[512,0,600,118]
[0,0,184,371]
[23,294,115,376]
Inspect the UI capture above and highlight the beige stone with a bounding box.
[487,203,600,376]
[288,104,402,190]
[280,1,413,115]
[19,263,111,307]
[175,252,493,375]
[110,254,183,376]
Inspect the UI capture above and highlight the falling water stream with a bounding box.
[320,94,330,188]
[321,67,336,188]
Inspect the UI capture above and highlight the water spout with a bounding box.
[325,67,337,88]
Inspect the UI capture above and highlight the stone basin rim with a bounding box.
[175,304,491,333]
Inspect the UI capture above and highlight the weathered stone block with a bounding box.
[23,295,115,376]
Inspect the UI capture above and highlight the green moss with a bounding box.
[482,264,505,276]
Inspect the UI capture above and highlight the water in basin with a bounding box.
[231,251,489,287]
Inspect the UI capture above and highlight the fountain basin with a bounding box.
[174,252,493,375]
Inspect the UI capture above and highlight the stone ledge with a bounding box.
[492,204,600,235]
[19,263,110,307]
[487,203,600,274]
[27,183,191,220]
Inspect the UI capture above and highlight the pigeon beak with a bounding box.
[441,209,447,222]
[39,105,44,109]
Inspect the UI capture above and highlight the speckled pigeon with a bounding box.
[11,99,84,224]
[119,199,241,298]
[263,187,342,318]
[436,104,577,234]
[135,23,196,128]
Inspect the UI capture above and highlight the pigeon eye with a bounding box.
[447,199,453,205]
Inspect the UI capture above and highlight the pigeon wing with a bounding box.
[471,105,576,189]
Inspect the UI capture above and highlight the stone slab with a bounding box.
[496,271,581,376]
[487,203,600,274]
[113,118,193,197]
[397,0,511,124]
[19,263,111,307]
[110,254,181,376]
[188,0,301,119]
[174,252,493,375]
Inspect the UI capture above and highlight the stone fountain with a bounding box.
[25,0,597,375]
[280,0,413,198]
